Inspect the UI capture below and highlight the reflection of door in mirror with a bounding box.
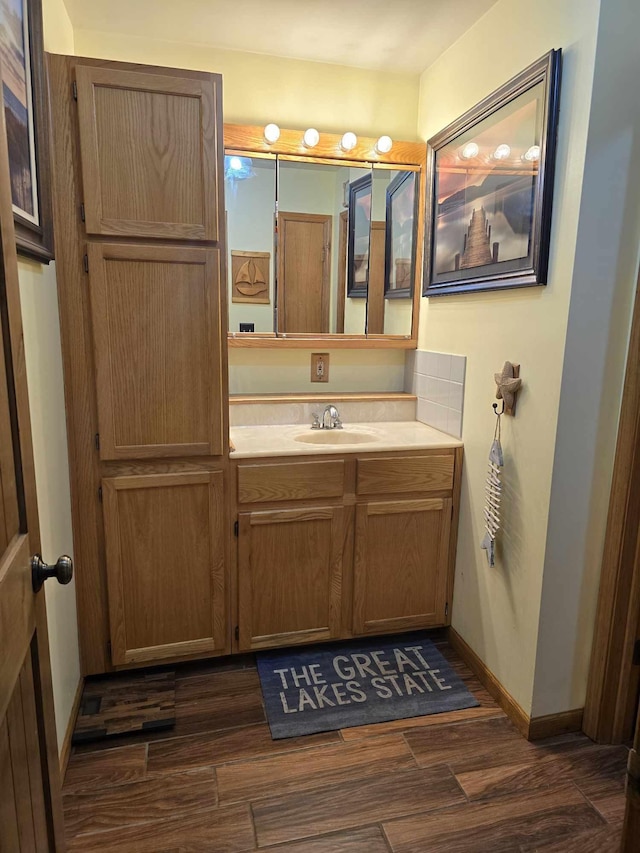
[278,212,331,333]
[278,159,371,335]
[225,154,276,333]
[366,221,386,334]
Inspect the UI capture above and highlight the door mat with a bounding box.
[257,633,479,739]
[72,671,176,744]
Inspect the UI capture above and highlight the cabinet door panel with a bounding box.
[103,471,226,664]
[238,506,344,650]
[76,65,221,240]
[353,498,451,635]
[88,243,224,459]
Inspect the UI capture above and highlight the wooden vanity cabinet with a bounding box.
[232,448,462,652]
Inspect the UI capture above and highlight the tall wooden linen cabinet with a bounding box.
[48,55,230,674]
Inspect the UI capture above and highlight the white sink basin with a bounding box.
[294,429,379,446]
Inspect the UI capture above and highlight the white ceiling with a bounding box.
[63,0,498,74]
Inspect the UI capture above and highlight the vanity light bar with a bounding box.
[261,125,394,155]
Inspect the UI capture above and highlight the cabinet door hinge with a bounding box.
[633,638,640,666]
[445,602,449,619]
[234,625,239,641]
[94,433,100,451]
[83,253,89,273]
[234,520,239,537]
[98,486,103,503]
[80,202,85,222]
[72,80,78,100]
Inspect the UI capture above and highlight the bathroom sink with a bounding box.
[294,430,379,445]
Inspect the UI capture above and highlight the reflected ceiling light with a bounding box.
[263,123,280,144]
[493,143,511,160]
[303,127,320,148]
[375,135,393,154]
[523,144,541,162]
[460,141,479,159]
[341,131,358,151]
[229,156,243,171]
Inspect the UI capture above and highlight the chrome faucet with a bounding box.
[322,404,342,430]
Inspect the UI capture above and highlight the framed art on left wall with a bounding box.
[0,0,53,261]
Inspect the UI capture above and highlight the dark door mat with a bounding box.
[72,670,176,744]
[257,633,479,739]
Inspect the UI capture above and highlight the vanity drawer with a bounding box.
[237,460,345,504]
[356,454,454,496]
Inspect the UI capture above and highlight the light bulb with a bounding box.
[375,135,393,154]
[303,127,320,148]
[341,131,357,151]
[460,141,479,159]
[263,123,280,144]
[524,144,541,162]
[229,156,243,171]
[493,144,511,160]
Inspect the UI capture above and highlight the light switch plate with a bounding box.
[311,353,330,382]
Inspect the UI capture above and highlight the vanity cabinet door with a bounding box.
[87,243,224,459]
[102,471,227,665]
[75,64,222,241]
[238,506,344,650]
[353,497,451,635]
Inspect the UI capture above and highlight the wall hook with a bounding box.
[494,361,522,416]
[492,401,505,416]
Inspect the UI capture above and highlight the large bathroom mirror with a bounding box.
[223,125,426,347]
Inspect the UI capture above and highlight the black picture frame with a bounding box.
[0,0,54,262]
[346,173,371,298]
[423,49,561,297]
[384,169,418,299]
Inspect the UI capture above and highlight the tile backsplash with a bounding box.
[405,350,466,438]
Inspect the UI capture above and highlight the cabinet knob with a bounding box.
[31,554,73,593]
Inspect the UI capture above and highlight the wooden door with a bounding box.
[87,243,224,459]
[277,212,331,333]
[336,211,348,333]
[238,506,344,650]
[0,72,65,849]
[366,220,386,335]
[622,696,640,850]
[102,471,226,665]
[353,498,452,635]
[75,65,222,240]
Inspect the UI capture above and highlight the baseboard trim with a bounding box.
[59,676,84,780]
[447,627,583,741]
[528,708,584,740]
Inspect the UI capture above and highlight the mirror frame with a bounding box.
[224,124,427,349]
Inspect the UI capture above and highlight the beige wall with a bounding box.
[72,27,417,394]
[73,29,420,140]
[16,0,78,753]
[417,0,601,713]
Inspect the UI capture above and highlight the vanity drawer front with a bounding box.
[237,460,345,504]
[356,454,454,496]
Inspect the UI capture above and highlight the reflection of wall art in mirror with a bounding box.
[424,49,561,297]
[385,170,418,298]
[347,173,371,298]
[0,0,54,261]
[231,250,270,304]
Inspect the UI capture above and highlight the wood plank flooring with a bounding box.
[63,640,629,852]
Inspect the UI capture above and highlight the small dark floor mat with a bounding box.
[72,671,176,744]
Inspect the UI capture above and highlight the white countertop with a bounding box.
[229,421,462,459]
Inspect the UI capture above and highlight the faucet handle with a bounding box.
[311,412,321,429]
[334,415,343,429]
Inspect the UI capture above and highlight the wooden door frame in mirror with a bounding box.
[223,124,426,349]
